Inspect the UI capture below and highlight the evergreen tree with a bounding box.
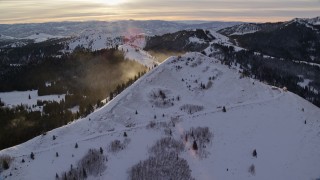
[192,140,198,150]
[100,147,103,154]
[2,159,9,170]
[30,152,35,160]
[56,152,59,157]
[83,168,87,178]
[252,149,257,158]
[75,143,78,148]
[109,92,113,100]
[222,106,226,112]
[124,132,128,137]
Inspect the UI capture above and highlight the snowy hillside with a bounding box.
[218,23,261,36]
[119,44,158,68]
[0,34,15,40]
[0,90,65,110]
[1,52,320,180]
[24,33,65,43]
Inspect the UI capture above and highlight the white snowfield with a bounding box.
[0,90,65,108]
[1,53,320,180]
[25,33,65,43]
[119,44,158,68]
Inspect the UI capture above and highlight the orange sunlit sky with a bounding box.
[0,0,319,24]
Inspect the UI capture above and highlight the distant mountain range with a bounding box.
[218,17,320,63]
[0,20,241,38]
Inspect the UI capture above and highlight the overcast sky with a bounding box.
[0,0,319,24]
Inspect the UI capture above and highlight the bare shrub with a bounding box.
[129,151,194,180]
[147,121,169,129]
[108,139,130,153]
[147,121,156,129]
[149,89,174,108]
[149,137,184,156]
[59,149,106,180]
[206,80,213,89]
[248,164,255,175]
[129,136,194,180]
[180,104,204,114]
[0,155,13,172]
[78,149,106,176]
[183,127,213,158]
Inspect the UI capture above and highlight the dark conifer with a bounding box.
[222,106,226,112]
[192,140,198,150]
[2,159,9,170]
[30,152,35,160]
[83,168,87,178]
[252,149,257,158]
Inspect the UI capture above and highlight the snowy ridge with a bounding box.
[218,23,260,36]
[291,17,320,26]
[1,52,320,180]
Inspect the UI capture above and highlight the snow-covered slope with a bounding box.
[24,33,65,43]
[1,53,320,180]
[119,44,158,68]
[217,23,262,36]
[0,34,16,40]
[0,90,65,110]
[219,17,320,37]
[66,30,124,52]
[306,16,320,25]
[291,17,320,26]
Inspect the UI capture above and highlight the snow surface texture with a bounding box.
[1,53,320,180]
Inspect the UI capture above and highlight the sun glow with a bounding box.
[95,0,126,6]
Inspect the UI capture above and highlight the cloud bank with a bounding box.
[0,0,319,24]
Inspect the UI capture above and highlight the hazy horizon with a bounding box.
[0,0,319,24]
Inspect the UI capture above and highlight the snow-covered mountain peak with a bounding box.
[1,52,320,180]
[291,16,320,25]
